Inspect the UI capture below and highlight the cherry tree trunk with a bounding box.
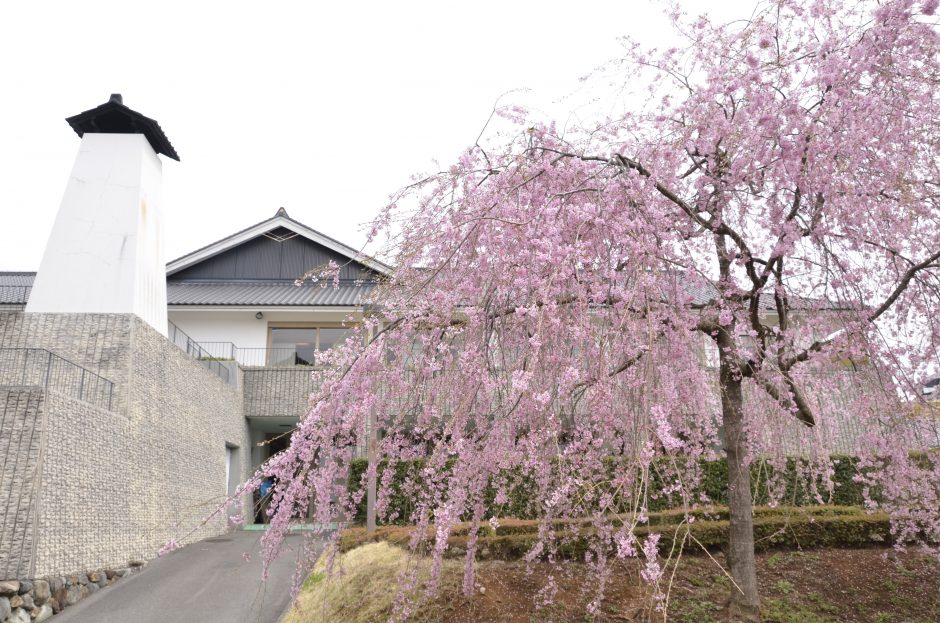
[719,356,761,620]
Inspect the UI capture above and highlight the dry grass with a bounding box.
[282,542,465,623]
[283,542,940,623]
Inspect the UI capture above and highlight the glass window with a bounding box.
[268,326,354,366]
[270,328,317,365]
[318,327,351,352]
[703,336,720,368]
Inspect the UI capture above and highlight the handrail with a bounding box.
[166,322,236,386]
[232,347,322,368]
[0,348,114,410]
[183,343,328,368]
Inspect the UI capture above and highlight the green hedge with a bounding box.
[340,506,893,559]
[645,455,868,510]
[347,455,870,525]
[455,513,893,560]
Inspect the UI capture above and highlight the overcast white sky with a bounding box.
[0,0,755,271]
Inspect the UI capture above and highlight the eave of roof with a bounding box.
[166,280,376,306]
[165,209,392,277]
[0,271,36,285]
[0,271,850,311]
[66,94,179,161]
[0,273,377,307]
[0,271,34,304]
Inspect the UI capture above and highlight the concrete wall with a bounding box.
[0,312,251,577]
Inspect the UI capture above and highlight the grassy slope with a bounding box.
[284,543,940,623]
[282,542,465,623]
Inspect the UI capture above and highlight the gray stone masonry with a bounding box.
[0,312,251,579]
[0,314,131,414]
[243,367,321,417]
[0,564,142,621]
[0,390,44,579]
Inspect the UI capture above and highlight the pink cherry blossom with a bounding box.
[210,1,940,619]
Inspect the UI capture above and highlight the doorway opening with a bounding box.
[254,433,290,524]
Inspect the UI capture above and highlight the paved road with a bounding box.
[54,531,314,623]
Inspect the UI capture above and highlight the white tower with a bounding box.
[26,94,179,336]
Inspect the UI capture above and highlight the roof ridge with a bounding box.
[166,210,392,275]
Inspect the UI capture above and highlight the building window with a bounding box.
[318,328,350,352]
[703,336,720,368]
[268,326,351,366]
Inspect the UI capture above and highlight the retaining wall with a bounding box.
[0,312,251,580]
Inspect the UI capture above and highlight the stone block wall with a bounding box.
[243,367,320,417]
[0,312,251,578]
[0,314,132,414]
[32,390,137,575]
[0,390,44,579]
[0,558,143,621]
[104,318,250,563]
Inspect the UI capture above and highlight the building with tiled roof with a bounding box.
[0,95,391,594]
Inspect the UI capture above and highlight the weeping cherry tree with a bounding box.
[253,1,940,619]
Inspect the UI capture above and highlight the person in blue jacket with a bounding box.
[255,476,276,523]
[259,476,275,499]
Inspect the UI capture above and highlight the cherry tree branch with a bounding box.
[753,372,816,427]
[781,248,940,371]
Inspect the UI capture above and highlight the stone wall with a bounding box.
[0,390,44,579]
[32,390,137,575]
[0,564,143,622]
[0,314,132,415]
[0,312,251,578]
[243,367,320,417]
[0,387,134,581]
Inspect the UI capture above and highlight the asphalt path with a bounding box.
[54,531,314,623]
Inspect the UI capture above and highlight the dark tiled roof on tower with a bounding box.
[65,93,179,161]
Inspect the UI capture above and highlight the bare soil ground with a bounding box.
[434,547,940,623]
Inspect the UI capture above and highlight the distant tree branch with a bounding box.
[866,249,940,323]
[781,248,940,371]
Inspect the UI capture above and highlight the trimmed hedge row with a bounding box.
[340,506,892,559]
[347,455,869,525]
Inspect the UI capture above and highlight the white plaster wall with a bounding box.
[27,134,168,335]
[133,139,167,335]
[168,310,271,350]
[167,307,361,363]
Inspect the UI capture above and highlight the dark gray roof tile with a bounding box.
[166,280,376,306]
[0,272,35,304]
[0,270,844,311]
[66,94,179,161]
[0,272,36,287]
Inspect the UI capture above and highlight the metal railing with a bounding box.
[185,343,323,368]
[163,325,324,384]
[0,348,114,410]
[234,347,321,368]
[191,341,238,361]
[166,322,236,386]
